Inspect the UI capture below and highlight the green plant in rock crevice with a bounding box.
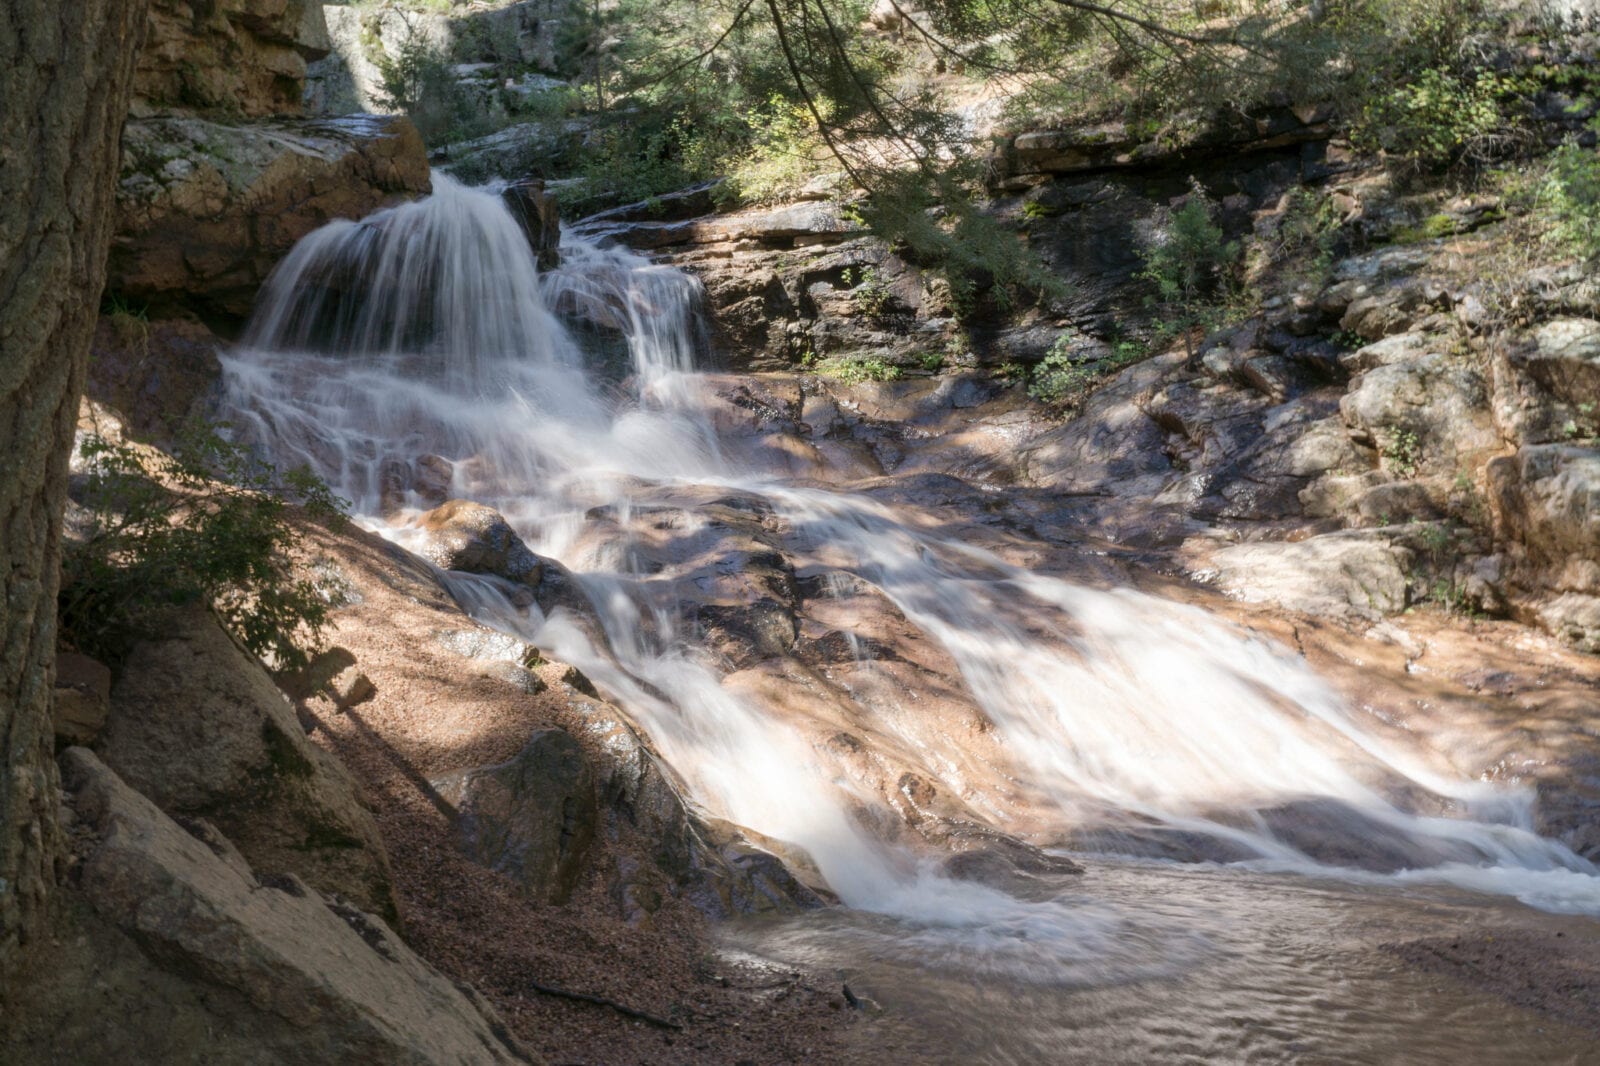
[62,426,349,670]
[1028,331,1146,411]
[841,265,893,320]
[1381,427,1422,478]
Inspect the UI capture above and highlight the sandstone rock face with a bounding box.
[574,707,831,920]
[502,179,562,269]
[86,314,223,446]
[1489,444,1600,648]
[414,500,546,585]
[435,729,597,904]
[53,653,112,748]
[1206,533,1414,620]
[429,690,830,921]
[134,0,332,119]
[109,114,431,319]
[1339,352,1498,476]
[307,1,571,117]
[1494,318,1600,445]
[995,106,1332,185]
[97,608,399,923]
[54,748,534,1065]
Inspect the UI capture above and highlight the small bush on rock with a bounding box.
[814,356,901,384]
[1028,332,1144,411]
[62,426,348,670]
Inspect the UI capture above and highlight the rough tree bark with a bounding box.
[0,1,148,967]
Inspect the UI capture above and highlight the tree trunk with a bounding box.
[0,0,147,968]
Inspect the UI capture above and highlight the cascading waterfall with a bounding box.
[219,174,1600,969]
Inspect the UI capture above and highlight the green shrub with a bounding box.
[1138,184,1239,362]
[62,427,348,670]
[1542,140,1600,259]
[842,265,893,319]
[725,95,838,206]
[1351,67,1525,173]
[814,356,902,384]
[1381,427,1422,478]
[1028,332,1145,410]
[372,20,466,145]
[1028,351,1094,407]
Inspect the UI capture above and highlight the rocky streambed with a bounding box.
[24,4,1600,1058]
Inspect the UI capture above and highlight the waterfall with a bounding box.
[219,174,1600,946]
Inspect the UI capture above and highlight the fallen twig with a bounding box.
[526,979,684,1030]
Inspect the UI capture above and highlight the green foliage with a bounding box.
[1391,211,1467,244]
[854,167,1070,319]
[725,95,839,206]
[1381,427,1422,478]
[1138,183,1239,361]
[1541,140,1600,260]
[372,18,466,145]
[62,427,348,670]
[842,265,892,319]
[813,355,902,384]
[1027,331,1144,410]
[1351,66,1526,173]
[567,120,709,213]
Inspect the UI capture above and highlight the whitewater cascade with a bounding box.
[219,175,1600,964]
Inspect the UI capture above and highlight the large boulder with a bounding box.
[502,179,562,269]
[434,729,597,904]
[307,1,570,118]
[1493,318,1600,444]
[86,314,223,447]
[134,0,332,119]
[1202,531,1414,620]
[576,706,831,921]
[96,608,400,924]
[1489,445,1600,571]
[413,500,546,586]
[39,749,534,1065]
[1339,351,1499,477]
[109,114,431,319]
[1488,443,1600,648]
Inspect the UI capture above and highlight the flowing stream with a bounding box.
[219,175,1600,1057]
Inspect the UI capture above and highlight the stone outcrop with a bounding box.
[53,652,113,748]
[29,748,535,1065]
[109,114,431,319]
[133,0,332,118]
[575,215,946,372]
[1489,445,1600,651]
[502,179,562,269]
[413,500,547,586]
[572,702,832,920]
[434,729,596,904]
[96,608,400,924]
[86,314,224,446]
[429,685,832,921]
[307,1,571,118]
[1206,533,1414,620]
[993,106,1334,187]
